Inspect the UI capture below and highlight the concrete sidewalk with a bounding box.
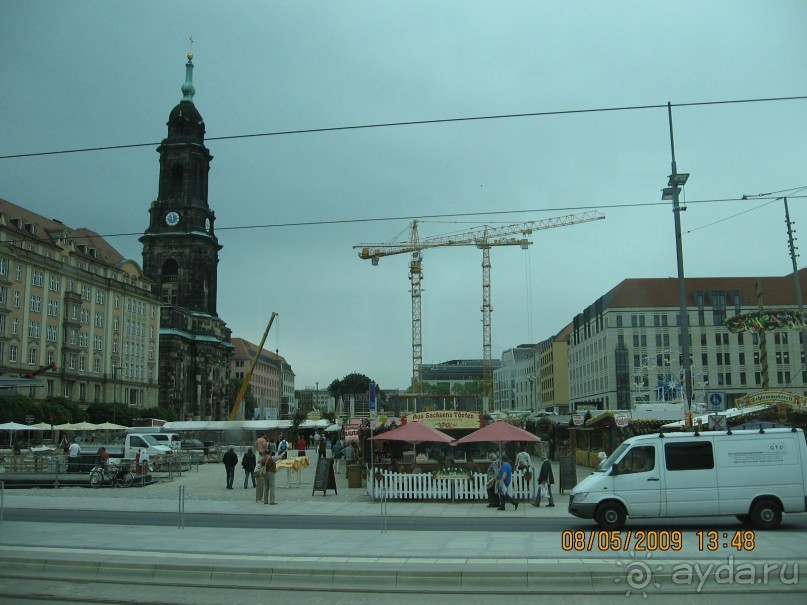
[1,456,805,597]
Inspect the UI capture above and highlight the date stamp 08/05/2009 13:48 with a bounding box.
[560,529,756,552]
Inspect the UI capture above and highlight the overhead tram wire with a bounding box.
[1,95,806,160]
[92,194,807,240]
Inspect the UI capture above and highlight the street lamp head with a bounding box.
[668,173,690,187]
[662,187,679,200]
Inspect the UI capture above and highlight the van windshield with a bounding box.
[597,442,630,471]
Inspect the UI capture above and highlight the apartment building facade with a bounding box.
[535,323,572,414]
[230,337,294,420]
[0,199,160,407]
[567,272,807,413]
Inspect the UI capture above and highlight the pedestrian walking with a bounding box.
[262,450,278,505]
[242,447,257,488]
[497,454,518,510]
[296,435,307,457]
[331,439,344,473]
[486,453,500,508]
[222,446,238,489]
[532,458,555,507]
[67,439,81,473]
[277,436,289,460]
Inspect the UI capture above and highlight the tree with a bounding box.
[291,407,307,440]
[328,372,385,403]
[0,394,37,423]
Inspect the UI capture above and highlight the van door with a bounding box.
[613,445,661,517]
[662,440,719,517]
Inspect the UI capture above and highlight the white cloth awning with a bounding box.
[660,404,773,428]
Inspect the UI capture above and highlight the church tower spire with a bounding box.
[181,37,196,102]
[140,47,233,421]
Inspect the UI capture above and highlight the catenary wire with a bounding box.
[98,194,807,239]
[1,95,806,160]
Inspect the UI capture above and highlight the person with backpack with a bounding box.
[276,436,289,460]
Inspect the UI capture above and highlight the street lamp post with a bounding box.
[111,363,117,424]
[661,103,692,427]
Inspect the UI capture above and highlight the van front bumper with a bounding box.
[568,498,597,519]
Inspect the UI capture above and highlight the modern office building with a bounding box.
[140,51,232,420]
[492,345,536,411]
[567,272,807,412]
[420,359,501,393]
[0,198,160,407]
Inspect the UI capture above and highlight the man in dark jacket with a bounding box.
[222,446,238,490]
[532,458,555,507]
[241,447,257,488]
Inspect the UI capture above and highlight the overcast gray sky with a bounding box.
[1,1,805,392]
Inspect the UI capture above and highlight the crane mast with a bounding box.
[355,211,605,407]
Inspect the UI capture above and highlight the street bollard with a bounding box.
[178,485,185,529]
[380,486,387,533]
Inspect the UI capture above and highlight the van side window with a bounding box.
[621,446,655,473]
[664,442,714,471]
[131,436,145,448]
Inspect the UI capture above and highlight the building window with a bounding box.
[711,290,726,325]
[15,264,21,281]
[30,295,42,313]
[0,257,7,276]
[79,356,86,372]
[12,318,18,335]
[13,290,20,308]
[31,270,43,287]
[46,324,57,342]
[28,348,37,365]
[68,354,76,370]
[94,312,103,328]
[9,344,18,362]
[95,290,105,304]
[49,275,60,291]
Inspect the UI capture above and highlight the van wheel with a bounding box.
[736,514,751,525]
[749,499,782,530]
[595,502,626,529]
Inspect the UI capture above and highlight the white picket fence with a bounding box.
[369,470,534,501]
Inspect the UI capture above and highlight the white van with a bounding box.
[569,428,807,530]
[148,433,182,451]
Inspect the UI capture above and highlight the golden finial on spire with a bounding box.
[187,35,194,61]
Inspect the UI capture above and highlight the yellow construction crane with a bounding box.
[228,311,278,420]
[354,211,605,406]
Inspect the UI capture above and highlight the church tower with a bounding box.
[140,47,232,420]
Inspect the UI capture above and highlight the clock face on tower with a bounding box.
[165,211,180,226]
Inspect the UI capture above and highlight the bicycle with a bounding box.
[89,460,135,488]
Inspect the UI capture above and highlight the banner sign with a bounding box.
[402,411,483,430]
[736,389,807,409]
